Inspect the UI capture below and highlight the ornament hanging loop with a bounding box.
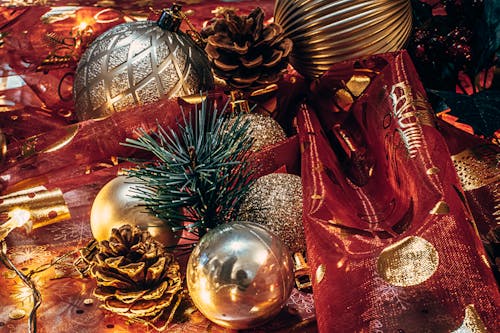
[157,4,183,31]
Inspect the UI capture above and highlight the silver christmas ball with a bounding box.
[228,113,286,152]
[274,0,412,78]
[186,222,294,329]
[237,173,305,254]
[90,175,179,247]
[74,21,213,120]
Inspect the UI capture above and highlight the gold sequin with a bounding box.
[377,236,438,287]
[430,201,450,215]
[334,89,354,111]
[9,308,26,320]
[345,75,371,97]
[451,304,487,333]
[316,264,326,284]
[451,146,499,191]
[426,167,440,175]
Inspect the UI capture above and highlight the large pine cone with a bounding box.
[90,224,182,319]
[202,7,293,92]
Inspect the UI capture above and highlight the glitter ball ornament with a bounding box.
[74,9,213,120]
[186,222,294,330]
[90,175,179,247]
[228,113,286,152]
[237,173,305,253]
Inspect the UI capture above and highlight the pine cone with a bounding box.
[202,7,293,91]
[90,224,182,319]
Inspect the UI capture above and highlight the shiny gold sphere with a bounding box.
[90,175,179,247]
[186,222,294,329]
[74,21,213,120]
[274,0,413,78]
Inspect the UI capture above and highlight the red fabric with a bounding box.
[298,51,500,332]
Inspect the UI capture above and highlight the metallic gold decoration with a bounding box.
[186,222,294,330]
[390,81,423,159]
[237,173,305,253]
[90,176,179,247]
[452,304,487,333]
[83,298,94,306]
[228,113,286,152]
[0,186,70,230]
[334,89,354,111]
[74,20,213,120]
[377,236,439,287]
[0,209,31,241]
[274,0,412,78]
[346,75,371,97]
[9,308,26,320]
[451,146,500,191]
[293,252,312,291]
[42,125,79,153]
[315,264,326,284]
[430,201,450,215]
[426,167,440,175]
[0,128,6,165]
[90,225,183,322]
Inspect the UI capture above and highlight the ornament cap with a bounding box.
[157,4,183,32]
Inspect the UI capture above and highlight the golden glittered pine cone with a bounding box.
[202,7,292,91]
[90,224,182,319]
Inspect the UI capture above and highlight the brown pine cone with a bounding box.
[202,7,293,92]
[90,224,182,319]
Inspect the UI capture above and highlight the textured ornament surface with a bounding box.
[74,21,213,120]
[228,113,286,152]
[274,0,413,78]
[237,173,305,253]
[186,222,294,330]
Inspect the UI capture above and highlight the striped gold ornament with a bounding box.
[274,0,413,78]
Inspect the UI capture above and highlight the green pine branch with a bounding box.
[122,99,255,240]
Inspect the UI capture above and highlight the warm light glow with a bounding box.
[229,240,243,251]
[230,286,238,302]
[254,249,268,265]
[10,209,31,227]
[0,209,31,241]
[78,21,88,31]
[198,277,211,305]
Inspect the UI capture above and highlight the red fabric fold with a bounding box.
[298,51,500,332]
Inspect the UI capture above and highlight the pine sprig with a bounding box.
[123,99,255,241]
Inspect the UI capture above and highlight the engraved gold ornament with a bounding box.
[73,20,213,120]
[274,0,413,78]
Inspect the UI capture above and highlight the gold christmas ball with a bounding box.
[237,173,305,253]
[74,20,213,120]
[90,175,179,247]
[274,0,413,78]
[186,222,294,329]
[228,113,286,152]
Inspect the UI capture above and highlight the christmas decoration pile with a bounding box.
[201,7,292,91]
[90,224,183,320]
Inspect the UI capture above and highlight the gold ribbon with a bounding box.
[0,186,71,230]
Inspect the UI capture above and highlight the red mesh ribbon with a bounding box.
[298,51,500,332]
